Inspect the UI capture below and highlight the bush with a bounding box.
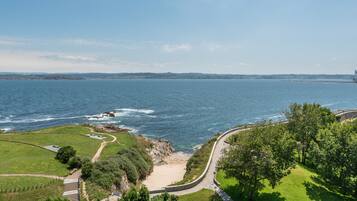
[68,156,82,169]
[118,148,152,179]
[55,146,76,164]
[89,160,124,190]
[151,192,178,201]
[111,155,139,183]
[81,158,93,179]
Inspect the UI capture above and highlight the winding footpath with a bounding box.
[63,129,117,201]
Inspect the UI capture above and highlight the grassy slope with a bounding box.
[216,165,354,201]
[175,136,217,185]
[0,176,60,191]
[0,177,63,201]
[100,132,138,160]
[0,125,101,158]
[179,189,222,201]
[0,141,68,175]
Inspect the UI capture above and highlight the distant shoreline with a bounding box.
[0,72,355,81]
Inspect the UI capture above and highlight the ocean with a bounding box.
[1,79,356,152]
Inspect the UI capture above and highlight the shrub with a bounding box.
[89,160,124,190]
[81,158,93,179]
[118,148,151,179]
[111,155,139,183]
[55,146,76,164]
[68,156,82,169]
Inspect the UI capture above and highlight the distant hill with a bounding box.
[0,72,354,81]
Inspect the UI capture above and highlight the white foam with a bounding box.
[0,127,12,132]
[115,108,154,114]
[119,125,138,133]
[0,115,85,124]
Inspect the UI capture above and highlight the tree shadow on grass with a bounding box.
[223,184,286,201]
[304,181,354,201]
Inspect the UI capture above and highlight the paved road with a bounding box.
[154,128,244,196]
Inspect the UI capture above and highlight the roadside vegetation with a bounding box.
[179,189,222,201]
[175,134,218,185]
[218,103,357,201]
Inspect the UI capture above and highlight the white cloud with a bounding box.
[0,37,28,46]
[42,54,97,63]
[0,51,181,73]
[161,43,192,53]
[62,38,114,48]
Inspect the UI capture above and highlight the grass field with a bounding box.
[0,176,61,192]
[216,165,354,201]
[0,125,101,158]
[100,131,138,160]
[0,177,63,201]
[179,189,222,201]
[0,141,68,175]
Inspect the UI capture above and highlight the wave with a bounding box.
[0,127,12,132]
[115,108,154,114]
[118,125,138,133]
[0,115,85,124]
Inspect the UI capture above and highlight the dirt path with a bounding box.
[91,133,117,163]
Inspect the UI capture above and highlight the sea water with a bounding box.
[1,79,356,151]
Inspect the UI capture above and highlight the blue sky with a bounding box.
[0,0,356,74]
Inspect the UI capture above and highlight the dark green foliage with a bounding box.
[89,160,124,189]
[285,103,336,165]
[55,146,76,164]
[118,148,152,179]
[310,122,357,197]
[138,186,150,201]
[151,192,179,201]
[81,158,93,179]
[68,156,81,169]
[111,155,139,183]
[219,123,295,201]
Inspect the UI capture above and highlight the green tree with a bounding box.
[138,186,150,201]
[285,103,335,164]
[219,123,295,201]
[55,146,76,164]
[68,156,82,169]
[310,122,357,197]
[120,188,139,201]
[81,158,93,179]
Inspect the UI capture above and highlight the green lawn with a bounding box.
[0,125,101,158]
[100,132,141,160]
[0,177,63,201]
[216,165,354,201]
[179,189,222,201]
[0,141,68,176]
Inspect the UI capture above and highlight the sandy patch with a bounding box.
[143,152,191,190]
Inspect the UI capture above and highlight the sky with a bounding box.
[0,0,356,74]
